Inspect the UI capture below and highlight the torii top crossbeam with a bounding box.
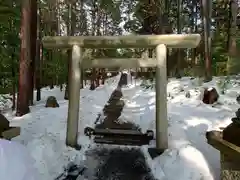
[42,34,201,49]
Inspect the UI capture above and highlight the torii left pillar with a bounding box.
[66,45,82,149]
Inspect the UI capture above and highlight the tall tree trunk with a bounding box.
[226,1,231,50]
[47,0,55,90]
[96,6,102,87]
[202,0,212,81]
[194,1,199,65]
[90,0,97,90]
[176,0,182,78]
[64,3,72,100]
[11,51,16,110]
[79,0,84,89]
[57,0,63,90]
[29,0,37,105]
[49,51,54,89]
[64,49,71,99]
[36,3,42,101]
[9,11,16,111]
[227,0,238,74]
[191,0,197,67]
[16,0,31,116]
[101,68,105,85]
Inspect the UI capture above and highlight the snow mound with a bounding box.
[0,139,40,180]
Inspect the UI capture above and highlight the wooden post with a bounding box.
[155,44,168,149]
[66,45,82,148]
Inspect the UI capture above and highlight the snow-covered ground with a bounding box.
[1,74,240,180]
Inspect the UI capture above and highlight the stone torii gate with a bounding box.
[42,34,201,150]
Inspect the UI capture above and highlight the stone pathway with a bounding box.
[95,72,139,130]
[58,72,155,180]
[83,147,155,180]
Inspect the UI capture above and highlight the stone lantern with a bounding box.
[206,108,240,180]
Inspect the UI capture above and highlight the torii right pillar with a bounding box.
[155,44,168,150]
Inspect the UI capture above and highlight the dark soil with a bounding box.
[57,148,156,180]
[93,148,156,180]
